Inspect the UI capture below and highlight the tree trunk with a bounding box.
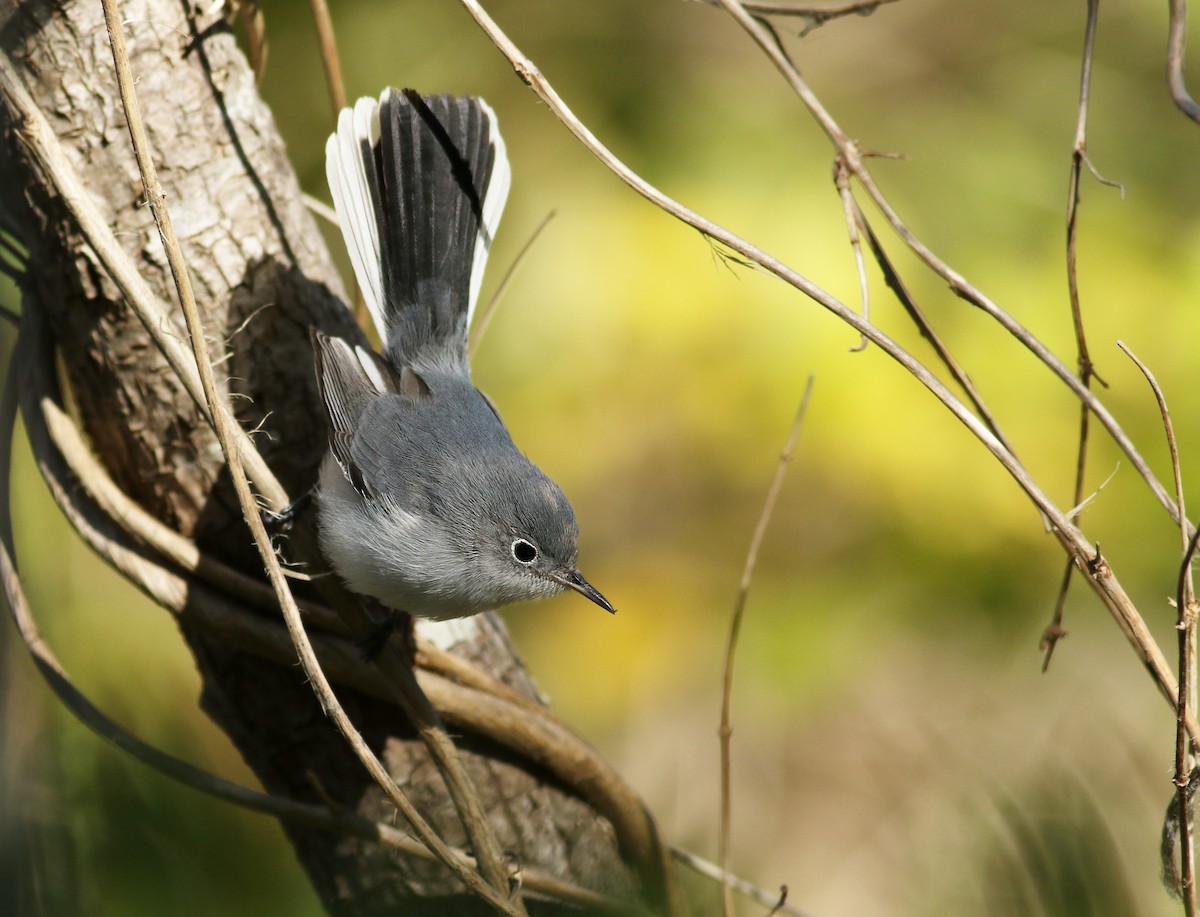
[0,0,664,911]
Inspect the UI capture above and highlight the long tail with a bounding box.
[325,88,510,370]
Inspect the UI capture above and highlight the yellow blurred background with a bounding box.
[4,1,1200,914]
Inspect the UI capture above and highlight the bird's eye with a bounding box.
[511,539,538,565]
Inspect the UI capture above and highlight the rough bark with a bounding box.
[0,0,651,911]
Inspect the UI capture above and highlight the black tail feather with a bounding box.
[376,91,497,369]
[325,89,509,373]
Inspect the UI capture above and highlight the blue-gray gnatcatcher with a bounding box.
[313,87,613,621]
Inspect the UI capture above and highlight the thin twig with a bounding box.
[739,0,896,16]
[1043,0,1106,671]
[308,0,347,116]
[835,158,869,351]
[457,0,1194,746]
[1179,523,1200,913]
[97,6,523,909]
[851,202,1018,458]
[697,0,899,32]
[671,845,814,917]
[1120,339,1197,914]
[304,191,340,226]
[719,379,813,917]
[1168,0,1200,124]
[236,0,268,81]
[469,210,556,360]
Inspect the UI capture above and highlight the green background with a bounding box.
[4,0,1200,914]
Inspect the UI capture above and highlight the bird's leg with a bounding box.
[261,489,313,535]
[355,608,414,663]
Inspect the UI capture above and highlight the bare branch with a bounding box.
[469,210,556,360]
[697,0,900,34]
[719,379,813,917]
[1168,0,1200,124]
[1120,340,1198,913]
[835,157,870,352]
[236,0,268,80]
[303,191,340,226]
[672,845,813,917]
[307,0,347,116]
[1044,0,1106,671]
[851,202,1018,458]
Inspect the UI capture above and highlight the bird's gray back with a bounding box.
[350,372,518,513]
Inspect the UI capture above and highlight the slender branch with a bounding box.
[307,0,347,115]
[96,7,523,909]
[1120,340,1197,913]
[1043,0,1106,671]
[303,191,340,226]
[1179,523,1200,913]
[738,0,896,15]
[469,210,556,359]
[236,0,268,81]
[719,379,813,917]
[835,158,870,351]
[296,4,363,327]
[1168,0,1200,124]
[1065,0,1105,392]
[671,845,812,917]
[851,201,1018,458]
[697,0,900,31]
[456,0,1193,745]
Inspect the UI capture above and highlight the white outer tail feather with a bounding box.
[470,98,511,322]
[324,90,511,346]
[325,98,384,336]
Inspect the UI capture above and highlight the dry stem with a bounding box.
[1168,0,1200,124]
[718,381,813,917]
[1120,340,1197,914]
[468,210,556,360]
[1043,0,1107,671]
[307,0,346,115]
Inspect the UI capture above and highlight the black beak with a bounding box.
[553,570,615,614]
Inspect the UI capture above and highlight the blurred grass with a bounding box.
[4,0,1200,914]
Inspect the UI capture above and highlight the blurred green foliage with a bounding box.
[4,0,1200,914]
